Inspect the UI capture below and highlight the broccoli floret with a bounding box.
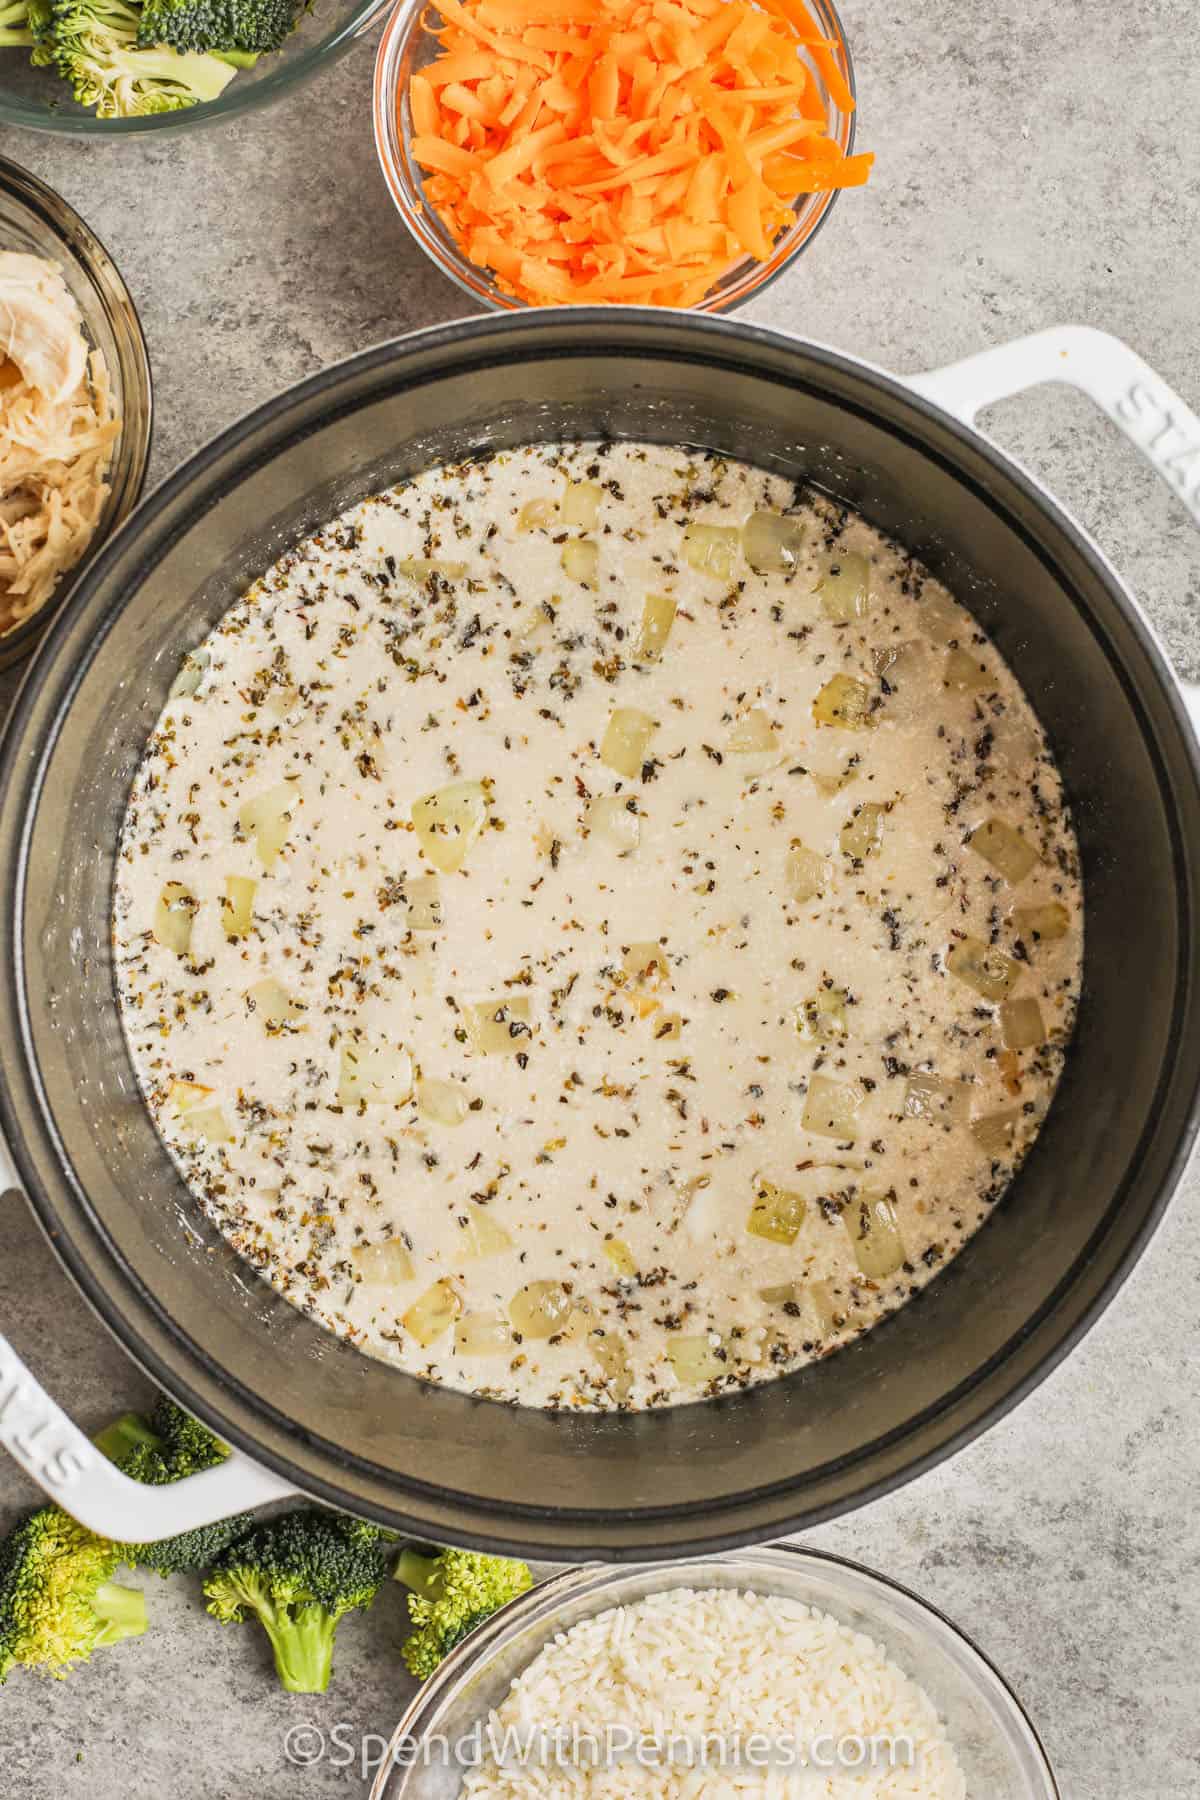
[0,1508,146,1683]
[47,0,237,114]
[203,1509,392,1694]
[98,1394,231,1483]
[396,1547,532,1680]
[0,0,35,46]
[96,1398,255,1576]
[136,0,299,54]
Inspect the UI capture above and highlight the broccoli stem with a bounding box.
[393,1547,443,1600]
[262,1600,337,1695]
[93,1414,162,1463]
[91,1581,148,1648]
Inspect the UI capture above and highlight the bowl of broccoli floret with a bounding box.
[0,0,392,127]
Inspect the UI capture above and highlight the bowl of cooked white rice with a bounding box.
[372,1545,1057,1800]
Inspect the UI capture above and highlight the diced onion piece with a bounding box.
[561,478,602,529]
[412,779,488,874]
[509,1280,572,1340]
[812,673,873,729]
[221,874,257,941]
[742,508,805,574]
[916,589,963,643]
[395,557,467,580]
[403,1278,462,1348]
[727,707,778,754]
[787,844,831,903]
[455,1311,513,1357]
[182,1105,232,1146]
[758,1282,800,1307]
[352,1239,414,1287]
[999,995,1046,1050]
[338,1040,413,1106]
[802,1074,864,1139]
[840,802,885,861]
[247,976,302,1028]
[653,1011,682,1041]
[682,521,740,580]
[460,1200,514,1260]
[969,817,1039,884]
[517,496,558,531]
[599,706,656,779]
[623,941,668,987]
[406,874,443,931]
[603,1237,637,1277]
[805,1280,838,1333]
[815,551,870,622]
[590,1330,633,1400]
[747,1176,807,1245]
[797,986,848,1042]
[168,1078,212,1114]
[515,600,555,643]
[561,538,598,587]
[972,1109,1020,1158]
[416,1078,469,1126]
[264,685,299,720]
[559,1304,593,1345]
[587,795,641,855]
[1011,901,1070,944]
[637,592,676,660]
[946,937,1020,1000]
[871,641,914,681]
[464,996,534,1055]
[153,881,197,954]
[168,648,210,699]
[904,1071,970,1124]
[845,1190,906,1278]
[238,783,296,871]
[944,647,992,690]
[666,1333,724,1384]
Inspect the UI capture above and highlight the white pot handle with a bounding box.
[908,324,1200,731]
[1,1146,296,1537]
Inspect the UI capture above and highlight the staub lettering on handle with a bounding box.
[1113,380,1200,506]
[0,1343,91,1489]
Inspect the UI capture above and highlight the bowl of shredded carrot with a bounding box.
[373,0,870,311]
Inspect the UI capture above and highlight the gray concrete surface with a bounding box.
[2,0,1199,1793]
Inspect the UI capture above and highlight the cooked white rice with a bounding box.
[459,1586,966,1798]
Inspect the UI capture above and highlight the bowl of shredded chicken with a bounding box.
[0,156,151,660]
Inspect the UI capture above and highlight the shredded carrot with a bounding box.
[403,0,871,306]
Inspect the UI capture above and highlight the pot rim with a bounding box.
[2,310,1198,1551]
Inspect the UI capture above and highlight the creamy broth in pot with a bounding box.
[114,442,1082,1411]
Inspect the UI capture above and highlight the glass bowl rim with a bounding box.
[0,151,154,665]
[0,0,394,134]
[372,0,857,315]
[370,1544,1061,1799]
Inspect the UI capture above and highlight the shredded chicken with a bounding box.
[0,252,121,638]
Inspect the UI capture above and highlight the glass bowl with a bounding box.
[0,0,391,135]
[0,154,152,669]
[373,0,856,314]
[370,1548,1059,1799]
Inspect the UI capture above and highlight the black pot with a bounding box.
[2,313,1197,1556]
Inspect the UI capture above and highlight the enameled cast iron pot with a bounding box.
[1,313,1198,1558]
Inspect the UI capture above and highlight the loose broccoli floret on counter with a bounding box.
[203,1509,393,1694]
[97,1396,255,1575]
[136,0,299,54]
[396,1546,533,1680]
[0,0,35,46]
[0,1507,146,1682]
[47,0,237,115]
